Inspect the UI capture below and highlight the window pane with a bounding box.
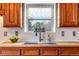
[28,20,51,31]
[28,8,52,19]
[28,7,52,31]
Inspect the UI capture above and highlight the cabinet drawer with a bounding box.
[40,48,58,56]
[21,48,39,56]
[59,48,79,56]
[0,48,20,56]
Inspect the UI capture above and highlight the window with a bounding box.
[24,4,56,32]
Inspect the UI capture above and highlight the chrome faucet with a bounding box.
[34,22,45,42]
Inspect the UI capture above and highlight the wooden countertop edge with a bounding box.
[0,44,79,47]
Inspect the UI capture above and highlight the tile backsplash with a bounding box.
[0,16,79,42]
[55,28,79,42]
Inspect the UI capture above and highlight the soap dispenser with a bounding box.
[47,34,51,43]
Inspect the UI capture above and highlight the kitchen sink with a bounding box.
[23,40,56,44]
[24,42,56,44]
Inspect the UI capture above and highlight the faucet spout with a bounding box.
[34,22,45,42]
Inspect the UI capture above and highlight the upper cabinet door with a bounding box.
[59,3,79,27]
[3,3,21,27]
[0,4,5,15]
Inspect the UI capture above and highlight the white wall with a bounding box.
[0,16,79,43]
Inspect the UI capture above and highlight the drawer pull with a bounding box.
[60,50,63,54]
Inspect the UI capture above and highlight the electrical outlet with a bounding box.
[15,31,19,36]
[4,31,7,36]
[61,31,64,36]
[73,31,76,36]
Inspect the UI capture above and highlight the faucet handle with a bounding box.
[34,28,37,32]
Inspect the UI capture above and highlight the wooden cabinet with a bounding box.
[59,48,79,56]
[59,3,79,27]
[21,48,58,56]
[0,3,5,10]
[0,47,79,56]
[0,4,5,15]
[0,48,20,56]
[0,47,78,56]
[3,3,21,27]
[21,48,39,56]
[0,4,1,9]
[40,48,58,56]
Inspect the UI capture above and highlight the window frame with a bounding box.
[24,4,56,32]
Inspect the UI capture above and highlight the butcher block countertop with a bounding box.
[0,42,79,47]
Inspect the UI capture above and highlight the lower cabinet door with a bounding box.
[0,48,20,56]
[59,48,79,56]
[40,48,58,56]
[21,48,39,56]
